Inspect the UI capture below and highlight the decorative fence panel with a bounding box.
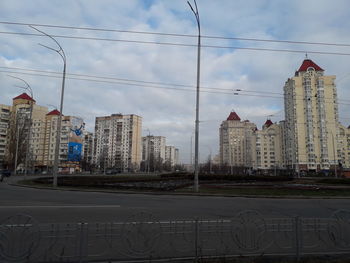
[0,210,350,262]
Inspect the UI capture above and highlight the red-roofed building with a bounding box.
[13,92,36,102]
[226,111,241,121]
[12,93,36,107]
[263,119,273,129]
[298,59,324,72]
[220,111,256,167]
[47,109,61,116]
[284,58,339,171]
[254,120,284,171]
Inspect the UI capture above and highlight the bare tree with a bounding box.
[6,110,30,171]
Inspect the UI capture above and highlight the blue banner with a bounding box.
[67,142,82,162]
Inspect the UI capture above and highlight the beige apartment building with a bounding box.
[82,131,94,169]
[219,111,256,167]
[93,114,142,172]
[252,120,284,170]
[338,124,350,169]
[142,136,166,162]
[165,145,179,167]
[0,104,11,167]
[2,93,85,172]
[5,93,48,171]
[38,110,85,170]
[142,135,166,171]
[284,58,338,171]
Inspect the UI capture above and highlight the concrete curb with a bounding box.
[8,181,350,200]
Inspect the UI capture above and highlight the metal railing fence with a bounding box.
[1,210,350,262]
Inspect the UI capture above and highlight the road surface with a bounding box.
[1,176,349,223]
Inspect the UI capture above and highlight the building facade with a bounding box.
[284,58,338,171]
[93,114,142,172]
[165,145,179,168]
[39,110,85,171]
[142,135,166,171]
[338,124,350,169]
[2,93,86,172]
[6,93,48,171]
[0,104,11,168]
[82,131,94,170]
[219,111,256,167]
[252,120,284,170]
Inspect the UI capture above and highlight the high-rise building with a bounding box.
[165,145,179,167]
[219,111,256,167]
[284,58,338,171]
[338,124,350,169]
[40,110,85,170]
[93,114,142,172]
[0,104,11,168]
[82,131,94,170]
[252,120,284,170]
[142,135,166,171]
[6,93,48,171]
[2,93,85,172]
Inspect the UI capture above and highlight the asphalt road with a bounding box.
[1,176,350,224]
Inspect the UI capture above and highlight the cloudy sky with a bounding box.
[1,0,350,163]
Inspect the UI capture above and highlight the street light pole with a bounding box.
[188,0,201,192]
[331,131,337,178]
[14,116,21,175]
[190,134,193,171]
[30,26,66,187]
[8,75,34,176]
[148,130,151,174]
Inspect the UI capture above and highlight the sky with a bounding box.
[1,0,350,163]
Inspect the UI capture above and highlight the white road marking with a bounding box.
[0,205,121,208]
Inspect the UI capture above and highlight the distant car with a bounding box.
[106,169,121,175]
[0,170,11,182]
[1,170,11,177]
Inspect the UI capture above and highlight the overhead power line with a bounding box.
[1,31,350,56]
[1,21,350,47]
[2,69,350,106]
[2,66,350,103]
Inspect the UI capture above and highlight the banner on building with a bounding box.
[67,117,84,162]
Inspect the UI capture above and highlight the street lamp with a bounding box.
[330,131,337,178]
[187,0,201,192]
[8,75,34,176]
[30,25,67,187]
[190,131,195,172]
[146,129,151,174]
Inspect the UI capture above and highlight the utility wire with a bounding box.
[2,66,350,103]
[0,66,196,89]
[0,69,231,94]
[1,21,350,47]
[1,31,350,56]
[2,69,350,106]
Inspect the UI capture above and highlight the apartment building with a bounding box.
[142,135,166,171]
[39,110,85,169]
[0,104,11,167]
[252,120,284,170]
[6,93,48,171]
[82,131,94,169]
[284,58,338,171]
[93,114,142,172]
[338,124,350,169]
[219,111,256,167]
[165,145,179,167]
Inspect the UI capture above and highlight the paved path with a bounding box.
[1,176,349,223]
